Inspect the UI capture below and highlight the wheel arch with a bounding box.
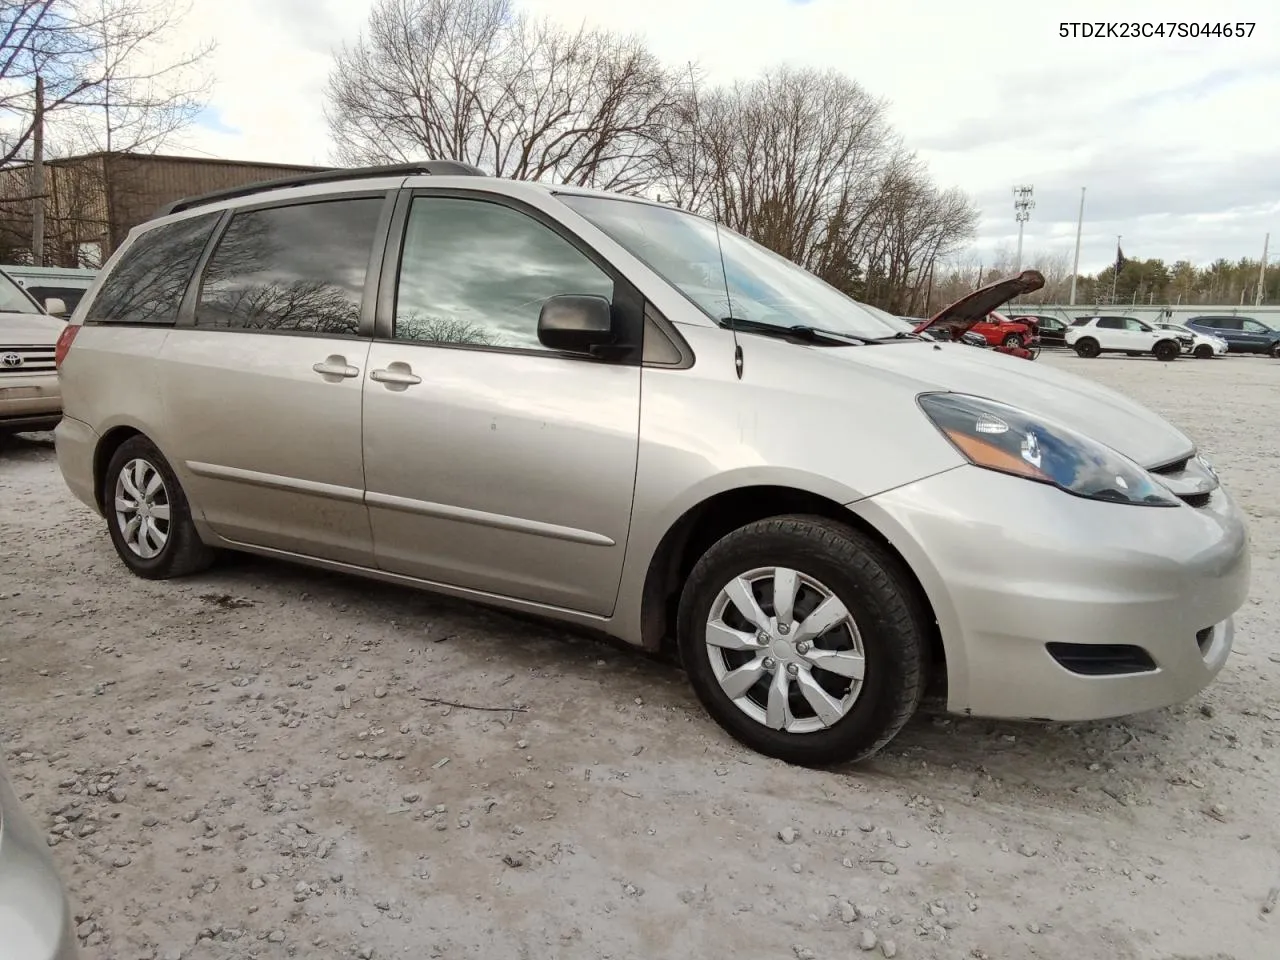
[637,484,946,690]
[92,423,151,513]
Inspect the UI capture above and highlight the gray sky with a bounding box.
[172,0,1279,274]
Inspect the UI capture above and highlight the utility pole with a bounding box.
[1013,185,1034,273]
[31,74,45,267]
[1069,187,1085,305]
[1258,233,1270,307]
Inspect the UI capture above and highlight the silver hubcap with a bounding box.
[114,458,171,559]
[705,567,866,734]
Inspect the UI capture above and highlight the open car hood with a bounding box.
[913,269,1045,339]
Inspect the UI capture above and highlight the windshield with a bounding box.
[558,195,900,339]
[0,271,40,314]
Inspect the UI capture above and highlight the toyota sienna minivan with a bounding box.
[53,162,1250,766]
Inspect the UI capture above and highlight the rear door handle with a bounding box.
[313,355,359,379]
[370,364,422,387]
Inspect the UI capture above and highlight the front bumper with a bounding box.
[0,769,80,960]
[0,372,61,429]
[852,465,1250,721]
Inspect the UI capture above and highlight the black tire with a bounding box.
[1193,344,1213,359]
[676,515,928,767]
[102,435,215,580]
[1001,333,1023,349]
[1153,339,1180,362]
[1074,338,1100,358]
[1270,342,1280,359]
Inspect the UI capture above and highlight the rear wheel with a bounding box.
[1193,344,1214,359]
[1270,342,1280,359]
[677,515,927,767]
[1001,333,1023,349]
[103,435,215,579]
[1153,339,1180,362]
[1074,338,1100,358]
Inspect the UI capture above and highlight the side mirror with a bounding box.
[537,294,618,355]
[44,297,68,317]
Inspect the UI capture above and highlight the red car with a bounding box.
[970,311,1038,349]
[912,270,1045,360]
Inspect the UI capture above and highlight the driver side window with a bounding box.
[393,196,615,352]
[1242,319,1266,333]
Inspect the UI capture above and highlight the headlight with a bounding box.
[917,393,1180,507]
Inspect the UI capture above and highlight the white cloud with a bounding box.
[166,0,1278,273]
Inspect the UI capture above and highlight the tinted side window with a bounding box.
[86,213,219,324]
[393,196,614,352]
[1208,318,1240,330]
[196,198,383,336]
[1241,319,1267,333]
[1096,317,1123,329]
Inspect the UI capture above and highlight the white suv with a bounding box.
[1065,315,1185,361]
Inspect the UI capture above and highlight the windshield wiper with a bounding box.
[718,317,869,345]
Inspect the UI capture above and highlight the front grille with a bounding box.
[1148,455,1213,508]
[1047,642,1157,676]
[0,344,56,375]
[1149,456,1190,475]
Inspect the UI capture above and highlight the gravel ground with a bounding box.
[2,351,1278,960]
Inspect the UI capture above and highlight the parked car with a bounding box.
[1185,315,1280,357]
[1,265,96,318]
[1,267,66,436]
[1153,321,1227,359]
[958,311,1037,350]
[1065,315,1187,360]
[912,275,1043,360]
[53,162,1250,766]
[0,754,80,959]
[1011,313,1069,347]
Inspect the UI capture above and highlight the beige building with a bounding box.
[0,151,325,268]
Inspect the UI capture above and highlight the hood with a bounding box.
[808,338,1195,468]
[0,310,65,346]
[914,270,1045,339]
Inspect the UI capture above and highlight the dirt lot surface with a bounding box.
[3,351,1279,960]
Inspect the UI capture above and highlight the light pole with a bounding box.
[1069,187,1085,305]
[1013,185,1034,273]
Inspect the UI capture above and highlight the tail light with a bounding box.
[54,323,80,370]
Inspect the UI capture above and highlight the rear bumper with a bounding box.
[0,373,60,429]
[852,465,1250,721]
[53,416,99,514]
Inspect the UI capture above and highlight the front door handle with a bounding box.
[313,355,359,379]
[370,364,422,387]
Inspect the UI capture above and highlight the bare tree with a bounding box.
[325,0,682,193]
[655,66,977,305]
[2,0,210,166]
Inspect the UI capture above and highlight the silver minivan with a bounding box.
[53,162,1250,765]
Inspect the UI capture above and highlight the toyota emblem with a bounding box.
[1,352,23,368]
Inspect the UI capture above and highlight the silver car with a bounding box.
[0,756,79,959]
[53,162,1250,765]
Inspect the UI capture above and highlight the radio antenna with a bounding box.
[713,218,743,379]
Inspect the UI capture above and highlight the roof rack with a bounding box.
[152,160,487,218]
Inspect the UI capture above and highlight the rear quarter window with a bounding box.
[86,212,220,325]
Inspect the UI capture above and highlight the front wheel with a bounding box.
[1002,333,1023,349]
[676,515,927,766]
[1153,339,1180,362]
[1194,344,1214,359]
[1074,338,1100,358]
[103,435,215,579]
[1270,342,1280,359]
